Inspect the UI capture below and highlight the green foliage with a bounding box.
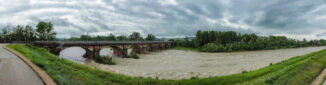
[36,21,56,41]
[129,32,143,41]
[107,33,116,41]
[177,36,196,48]
[0,25,37,42]
[190,76,199,80]
[145,34,156,41]
[95,56,115,65]
[80,34,91,41]
[0,21,56,42]
[241,71,248,73]
[65,32,157,41]
[200,43,226,52]
[116,35,128,41]
[130,52,140,59]
[8,44,326,85]
[178,30,326,52]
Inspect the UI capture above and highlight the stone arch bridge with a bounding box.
[33,41,176,58]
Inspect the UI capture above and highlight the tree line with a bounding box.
[0,21,56,43]
[65,32,157,41]
[178,30,326,52]
[0,21,158,42]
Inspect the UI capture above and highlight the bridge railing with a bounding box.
[32,41,177,46]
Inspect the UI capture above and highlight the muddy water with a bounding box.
[60,46,326,79]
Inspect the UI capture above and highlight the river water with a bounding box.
[60,46,326,79]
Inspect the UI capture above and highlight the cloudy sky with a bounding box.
[1,0,326,39]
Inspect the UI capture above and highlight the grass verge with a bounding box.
[7,44,326,85]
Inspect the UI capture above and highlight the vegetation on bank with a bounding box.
[95,56,116,65]
[8,44,326,85]
[171,46,198,51]
[130,52,140,59]
[178,30,326,52]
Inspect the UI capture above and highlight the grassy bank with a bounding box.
[7,44,326,85]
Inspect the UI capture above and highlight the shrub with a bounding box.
[241,70,248,73]
[190,76,199,80]
[95,56,115,65]
[130,52,140,59]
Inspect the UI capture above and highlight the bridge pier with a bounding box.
[122,47,128,57]
[80,46,104,59]
[51,47,63,55]
[148,44,156,51]
[133,45,141,54]
[111,45,129,58]
[141,45,148,53]
[133,44,148,54]
[159,43,165,50]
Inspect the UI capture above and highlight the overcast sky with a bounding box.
[1,0,326,39]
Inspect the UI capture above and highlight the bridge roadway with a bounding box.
[33,41,176,58]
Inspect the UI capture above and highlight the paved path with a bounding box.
[0,44,43,85]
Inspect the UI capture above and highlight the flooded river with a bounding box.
[60,46,326,79]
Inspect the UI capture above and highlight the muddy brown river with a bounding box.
[60,46,326,79]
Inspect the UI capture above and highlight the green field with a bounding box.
[8,44,326,85]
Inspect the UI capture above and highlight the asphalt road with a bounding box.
[0,44,43,85]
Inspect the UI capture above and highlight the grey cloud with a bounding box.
[0,0,326,39]
[316,32,326,37]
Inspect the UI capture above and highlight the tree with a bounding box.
[208,31,217,42]
[107,33,116,41]
[24,25,37,42]
[145,34,156,41]
[0,30,2,42]
[80,34,91,41]
[201,31,209,45]
[195,30,202,47]
[14,25,24,41]
[69,37,79,41]
[36,21,56,41]
[117,35,128,41]
[129,32,143,41]
[1,28,9,42]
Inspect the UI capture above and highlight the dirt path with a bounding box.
[311,68,326,85]
[0,44,44,85]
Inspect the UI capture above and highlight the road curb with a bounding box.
[3,45,57,85]
[311,67,326,85]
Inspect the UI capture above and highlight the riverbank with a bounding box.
[7,44,326,85]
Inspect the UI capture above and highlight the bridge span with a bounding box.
[33,41,177,58]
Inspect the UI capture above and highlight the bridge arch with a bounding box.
[59,46,87,62]
[34,41,176,58]
[99,46,115,57]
